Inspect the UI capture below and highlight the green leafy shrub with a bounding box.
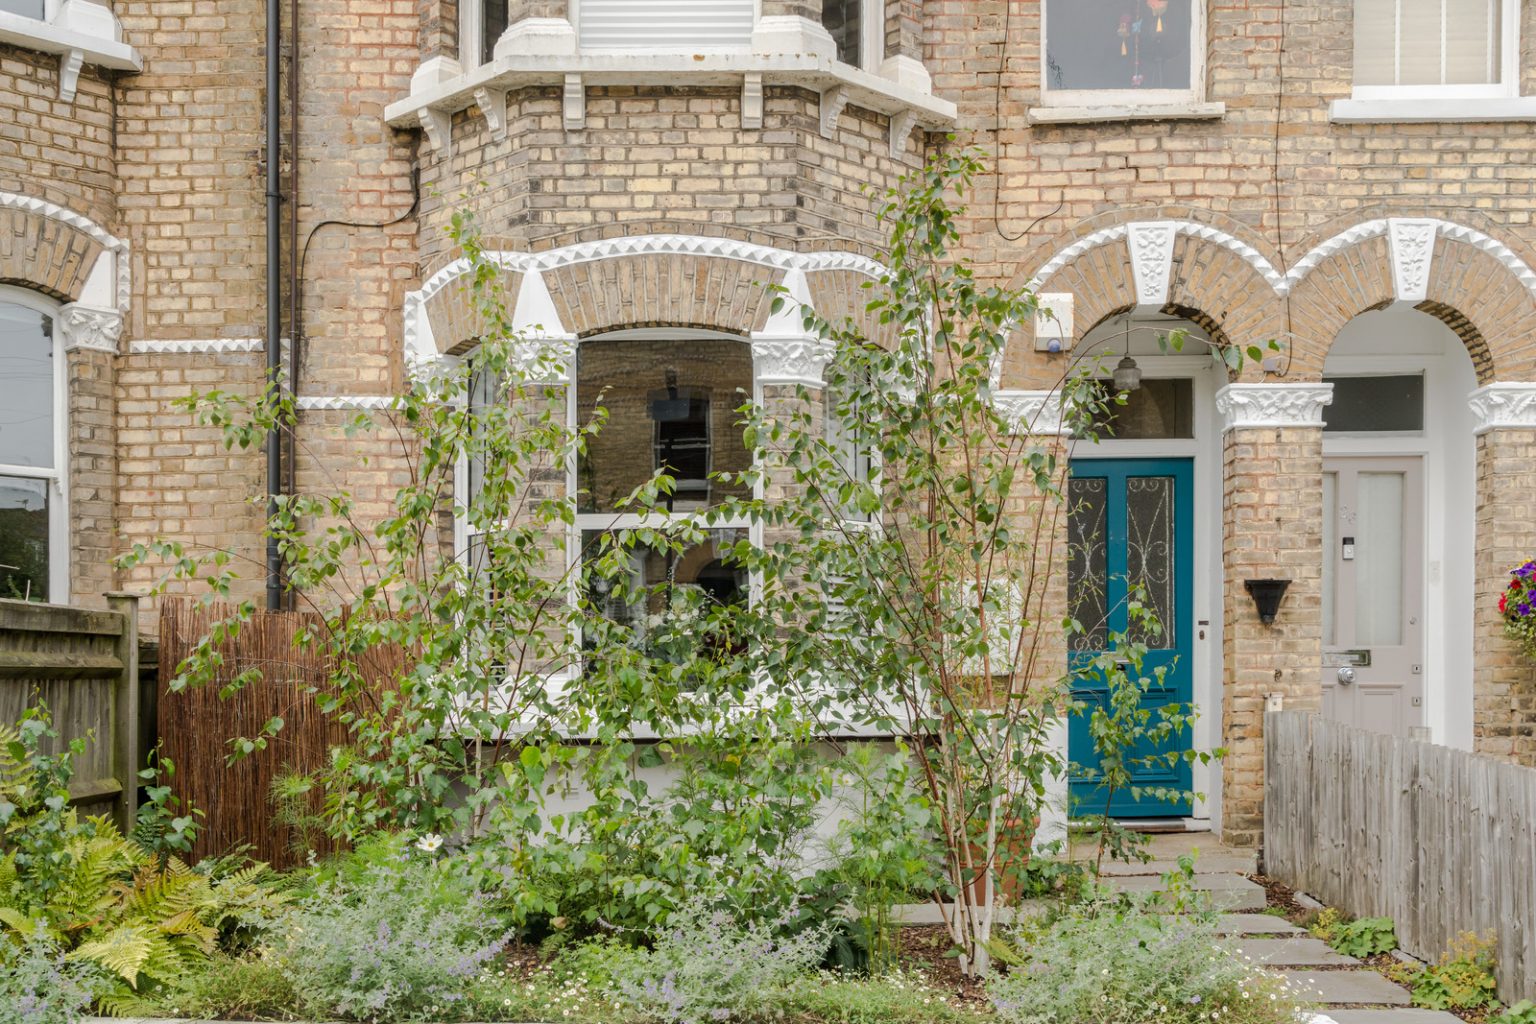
[1492,998,1536,1024]
[1408,932,1500,1011]
[987,897,1307,1024]
[133,952,298,1020]
[0,707,287,1010]
[0,937,101,1024]
[1327,916,1397,958]
[276,847,513,1021]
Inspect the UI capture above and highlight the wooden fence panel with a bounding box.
[0,595,140,831]
[158,598,407,868]
[1265,709,1536,999]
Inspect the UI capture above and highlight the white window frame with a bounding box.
[820,0,886,73]
[1039,0,1207,109]
[1350,0,1521,100]
[0,285,69,603]
[571,0,762,54]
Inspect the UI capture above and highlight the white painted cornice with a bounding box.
[296,395,397,411]
[751,337,833,388]
[1468,383,1536,435]
[0,1,141,102]
[128,338,265,355]
[1216,383,1334,431]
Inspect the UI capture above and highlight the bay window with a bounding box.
[0,292,64,603]
[1041,0,1202,107]
[461,0,509,70]
[0,0,46,18]
[1353,0,1518,98]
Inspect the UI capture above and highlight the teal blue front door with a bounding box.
[1067,458,1194,819]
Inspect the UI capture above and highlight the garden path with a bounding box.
[1096,831,1453,1024]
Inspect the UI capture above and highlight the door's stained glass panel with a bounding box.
[1125,475,1176,648]
[1068,476,1109,652]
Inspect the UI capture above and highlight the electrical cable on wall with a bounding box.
[992,0,1063,243]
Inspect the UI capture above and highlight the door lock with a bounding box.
[1336,666,1356,686]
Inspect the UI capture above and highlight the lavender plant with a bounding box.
[596,895,835,1024]
[277,848,513,1022]
[0,938,99,1024]
[986,896,1308,1024]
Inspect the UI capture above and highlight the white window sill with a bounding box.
[1330,96,1536,123]
[1027,101,1225,125]
[384,51,956,158]
[0,3,141,100]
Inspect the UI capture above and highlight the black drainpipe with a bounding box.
[264,0,284,612]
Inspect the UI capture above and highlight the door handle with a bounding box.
[1336,666,1356,686]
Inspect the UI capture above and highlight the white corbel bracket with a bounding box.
[563,73,585,130]
[58,48,84,101]
[474,86,508,141]
[742,72,763,130]
[820,85,848,140]
[418,108,452,160]
[889,108,918,158]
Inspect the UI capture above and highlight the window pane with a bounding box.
[1067,476,1109,652]
[0,303,54,469]
[0,0,45,18]
[1125,475,1176,648]
[1355,472,1405,647]
[822,0,862,66]
[0,476,48,602]
[482,0,508,65]
[1045,0,1192,92]
[466,363,498,509]
[1080,378,1194,439]
[1354,0,1501,87]
[577,337,752,514]
[581,528,750,656]
[1322,375,1424,433]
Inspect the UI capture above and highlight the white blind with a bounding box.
[578,0,756,50]
[1354,0,1501,87]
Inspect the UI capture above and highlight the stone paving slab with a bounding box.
[1231,936,1358,966]
[1283,970,1413,1006]
[1216,912,1305,934]
[1324,1011,1463,1024]
[1107,872,1267,910]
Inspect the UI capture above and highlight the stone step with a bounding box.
[1106,872,1267,911]
[1216,912,1304,935]
[1231,936,1358,966]
[1283,970,1413,1006]
[1323,1011,1464,1024]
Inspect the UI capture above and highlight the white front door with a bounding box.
[1321,457,1425,737]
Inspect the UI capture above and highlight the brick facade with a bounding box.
[5,0,1536,838]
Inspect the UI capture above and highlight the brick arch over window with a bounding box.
[1285,225,1536,383]
[402,235,887,371]
[0,202,108,303]
[543,253,784,338]
[1002,215,1286,389]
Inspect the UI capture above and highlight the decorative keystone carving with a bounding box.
[1388,218,1438,303]
[58,303,122,354]
[1468,383,1536,435]
[1215,383,1334,431]
[1128,221,1178,309]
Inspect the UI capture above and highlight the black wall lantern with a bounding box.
[1244,578,1291,626]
